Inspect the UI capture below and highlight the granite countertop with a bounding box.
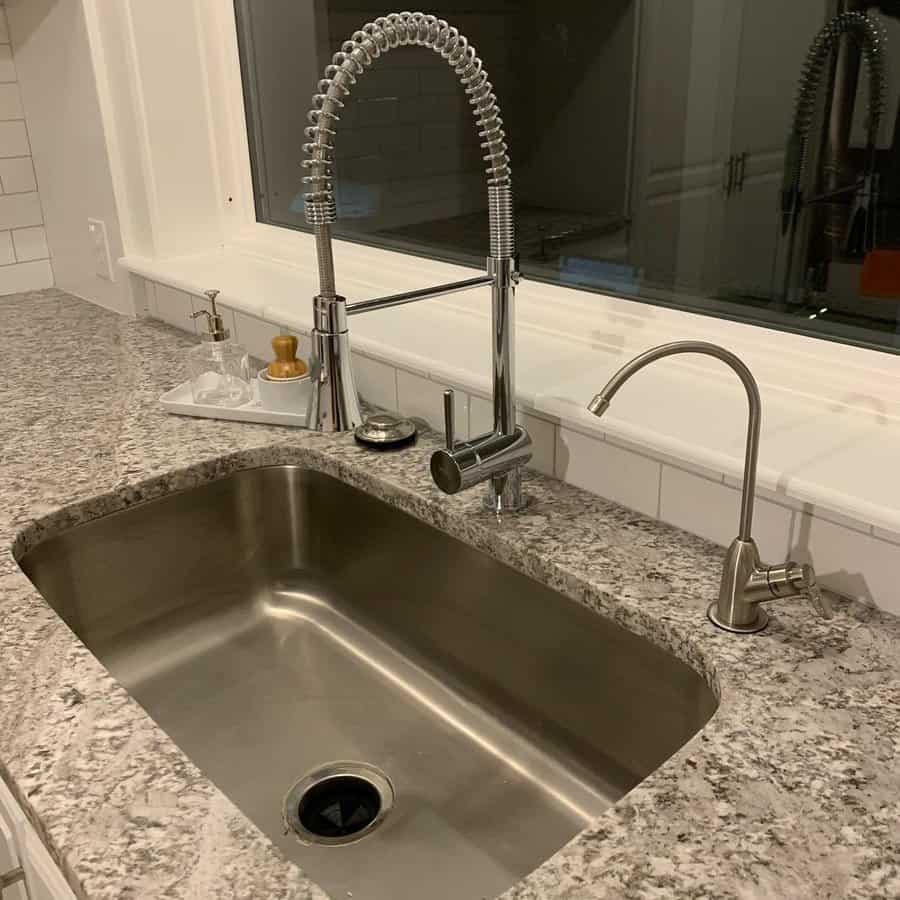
[1,289,899,900]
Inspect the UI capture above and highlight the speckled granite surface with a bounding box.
[0,290,898,900]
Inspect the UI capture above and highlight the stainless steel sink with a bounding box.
[20,465,716,900]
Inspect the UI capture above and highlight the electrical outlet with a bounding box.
[87,218,114,281]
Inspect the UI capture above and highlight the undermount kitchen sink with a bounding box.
[20,465,716,900]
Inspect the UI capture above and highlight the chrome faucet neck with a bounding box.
[300,12,530,511]
[302,12,513,246]
[589,341,833,634]
[590,341,760,541]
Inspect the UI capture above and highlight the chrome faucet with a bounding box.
[302,12,531,512]
[588,341,834,633]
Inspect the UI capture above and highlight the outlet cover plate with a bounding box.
[87,218,114,281]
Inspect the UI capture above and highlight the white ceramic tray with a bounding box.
[159,379,310,428]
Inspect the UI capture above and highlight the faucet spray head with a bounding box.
[588,395,610,417]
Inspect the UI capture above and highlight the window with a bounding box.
[235,1,900,353]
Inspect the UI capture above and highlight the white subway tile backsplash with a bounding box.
[659,465,794,562]
[788,513,900,614]
[0,83,21,120]
[130,276,153,318]
[724,474,803,510]
[0,26,49,294]
[0,191,39,229]
[468,394,493,437]
[724,472,872,535]
[557,427,661,518]
[0,157,34,193]
[635,441,726,482]
[354,352,398,412]
[153,284,194,332]
[0,229,13,265]
[232,310,282,365]
[11,224,47,261]
[522,412,556,477]
[142,279,158,318]
[801,503,871,535]
[0,259,51,294]
[0,45,15,83]
[397,369,469,438]
[0,119,26,156]
[286,329,312,364]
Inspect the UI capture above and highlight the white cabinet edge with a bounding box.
[0,776,77,900]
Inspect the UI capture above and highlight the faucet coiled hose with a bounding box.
[302,10,515,283]
[784,11,887,205]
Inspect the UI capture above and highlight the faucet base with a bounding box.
[707,602,769,634]
[308,325,363,433]
[482,470,527,515]
[430,426,532,502]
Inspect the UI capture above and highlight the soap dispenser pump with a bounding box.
[186,289,251,407]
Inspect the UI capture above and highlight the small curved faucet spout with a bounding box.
[589,341,833,634]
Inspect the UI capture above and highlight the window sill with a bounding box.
[121,228,900,537]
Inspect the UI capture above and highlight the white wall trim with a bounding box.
[113,2,162,256]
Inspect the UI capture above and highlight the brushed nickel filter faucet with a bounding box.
[302,11,531,513]
[589,341,834,633]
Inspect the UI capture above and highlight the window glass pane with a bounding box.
[235,1,900,353]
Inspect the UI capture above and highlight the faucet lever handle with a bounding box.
[806,580,834,620]
[769,562,834,620]
[442,389,455,451]
[788,563,833,620]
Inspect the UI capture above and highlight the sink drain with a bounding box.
[284,762,394,846]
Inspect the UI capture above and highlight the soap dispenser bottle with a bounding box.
[187,289,251,407]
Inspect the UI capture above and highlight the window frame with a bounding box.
[86,0,900,409]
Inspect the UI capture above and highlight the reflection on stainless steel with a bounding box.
[589,342,834,634]
[20,466,715,900]
[533,215,631,262]
[301,11,530,511]
[779,10,887,300]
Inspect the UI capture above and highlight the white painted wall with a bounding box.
[4,0,131,314]
[0,1,52,295]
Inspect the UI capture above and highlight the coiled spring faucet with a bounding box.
[589,342,834,633]
[302,11,531,513]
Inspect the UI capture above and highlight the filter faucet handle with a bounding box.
[758,561,834,620]
[784,563,833,619]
